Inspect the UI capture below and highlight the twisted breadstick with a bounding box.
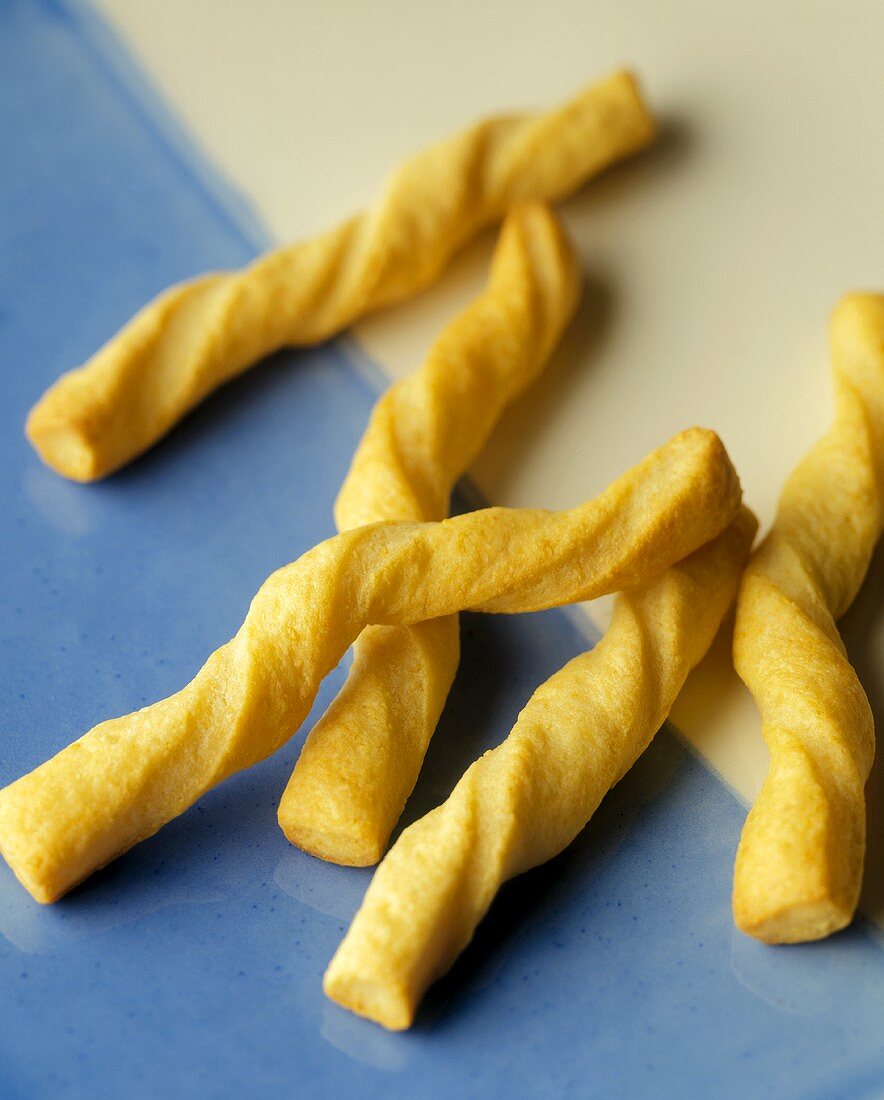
[26,71,654,482]
[278,202,580,865]
[0,428,738,904]
[325,508,757,1029]
[732,294,884,943]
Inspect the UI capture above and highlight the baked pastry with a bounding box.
[278,201,579,865]
[325,508,756,1029]
[0,427,738,903]
[26,72,655,481]
[732,293,884,943]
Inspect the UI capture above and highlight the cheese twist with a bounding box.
[0,427,739,904]
[26,71,655,482]
[278,201,580,865]
[325,508,757,1029]
[733,293,884,943]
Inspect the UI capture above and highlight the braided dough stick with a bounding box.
[325,507,757,1030]
[732,294,884,943]
[0,427,738,904]
[26,70,655,482]
[279,201,580,865]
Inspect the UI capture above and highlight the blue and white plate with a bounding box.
[0,3,882,1096]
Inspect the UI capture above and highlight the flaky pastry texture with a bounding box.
[26,71,655,481]
[278,201,580,865]
[0,427,738,904]
[325,508,757,1029]
[732,293,884,943]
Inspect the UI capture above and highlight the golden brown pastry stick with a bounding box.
[325,507,757,1030]
[0,427,738,904]
[279,201,580,865]
[732,294,884,944]
[26,71,655,482]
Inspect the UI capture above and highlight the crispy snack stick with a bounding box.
[325,508,757,1030]
[732,294,884,943]
[26,71,655,482]
[0,428,738,904]
[278,202,580,865]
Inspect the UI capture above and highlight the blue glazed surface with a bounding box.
[0,2,882,1097]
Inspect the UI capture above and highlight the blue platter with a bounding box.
[1,2,882,1096]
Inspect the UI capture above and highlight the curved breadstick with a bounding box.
[325,507,757,1029]
[732,294,884,943]
[0,427,738,904]
[278,202,580,865]
[26,71,655,482]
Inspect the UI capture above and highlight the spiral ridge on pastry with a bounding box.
[278,201,580,865]
[25,71,655,482]
[0,427,738,904]
[324,508,756,1029]
[732,293,884,943]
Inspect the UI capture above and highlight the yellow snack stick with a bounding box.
[732,294,884,943]
[325,507,757,1030]
[279,201,580,865]
[0,427,738,904]
[26,71,655,482]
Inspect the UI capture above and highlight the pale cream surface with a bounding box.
[96,1,884,924]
